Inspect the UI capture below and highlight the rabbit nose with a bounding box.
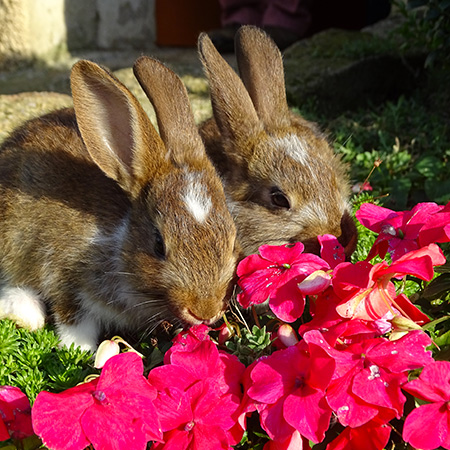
[337,211,358,260]
[187,307,222,325]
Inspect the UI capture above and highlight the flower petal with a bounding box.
[403,360,450,402]
[259,399,295,441]
[149,364,198,394]
[81,403,151,450]
[326,371,378,428]
[32,382,95,450]
[152,386,193,432]
[352,367,406,417]
[318,234,345,269]
[169,340,220,381]
[368,330,433,373]
[326,420,391,450]
[355,203,399,233]
[403,402,449,450]
[269,280,306,322]
[283,386,331,443]
[259,242,305,266]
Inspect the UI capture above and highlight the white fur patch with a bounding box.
[183,172,212,224]
[56,316,100,352]
[0,286,46,330]
[273,134,310,165]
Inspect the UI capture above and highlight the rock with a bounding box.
[0,92,72,144]
[283,27,425,117]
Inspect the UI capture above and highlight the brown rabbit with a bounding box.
[197,26,357,258]
[0,57,238,351]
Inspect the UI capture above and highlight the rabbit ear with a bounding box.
[235,26,291,129]
[133,56,205,165]
[198,33,263,147]
[71,60,166,197]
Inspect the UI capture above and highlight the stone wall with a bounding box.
[0,0,156,70]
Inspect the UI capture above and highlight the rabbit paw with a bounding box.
[0,286,46,330]
[56,317,100,353]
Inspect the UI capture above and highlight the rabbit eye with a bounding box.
[153,229,166,260]
[270,188,290,209]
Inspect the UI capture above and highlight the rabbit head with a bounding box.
[0,58,238,351]
[198,26,357,258]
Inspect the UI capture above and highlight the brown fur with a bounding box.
[197,26,357,257]
[0,58,238,350]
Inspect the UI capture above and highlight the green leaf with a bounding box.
[434,328,450,347]
[422,273,450,299]
[424,178,450,204]
[414,155,442,178]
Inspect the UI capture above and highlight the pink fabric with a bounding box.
[218,0,312,35]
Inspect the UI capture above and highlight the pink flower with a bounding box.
[32,353,162,450]
[237,242,330,322]
[263,430,311,450]
[318,234,346,269]
[333,244,445,321]
[246,340,335,443]
[325,420,391,450]
[299,288,385,347]
[402,360,450,449]
[352,181,373,193]
[304,330,433,428]
[150,380,239,450]
[356,201,450,261]
[0,386,33,441]
[148,338,245,449]
[164,324,212,363]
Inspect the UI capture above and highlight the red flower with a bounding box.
[318,234,345,269]
[246,340,335,443]
[148,338,245,449]
[299,288,386,347]
[304,330,433,428]
[356,201,450,261]
[151,379,239,450]
[237,242,330,322]
[0,386,33,441]
[164,324,212,363]
[32,353,162,450]
[263,430,311,450]
[402,360,450,449]
[333,244,445,321]
[325,420,391,450]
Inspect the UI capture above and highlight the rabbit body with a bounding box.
[198,26,357,257]
[0,58,238,351]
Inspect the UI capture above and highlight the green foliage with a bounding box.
[350,192,379,263]
[330,92,450,209]
[0,320,95,404]
[394,0,450,67]
[225,325,273,366]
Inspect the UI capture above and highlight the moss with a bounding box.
[283,28,425,117]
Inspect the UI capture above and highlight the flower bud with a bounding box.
[298,270,331,295]
[277,324,299,347]
[94,339,121,369]
[389,315,422,341]
[218,323,233,345]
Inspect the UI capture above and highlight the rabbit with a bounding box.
[0,57,239,352]
[196,26,357,258]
